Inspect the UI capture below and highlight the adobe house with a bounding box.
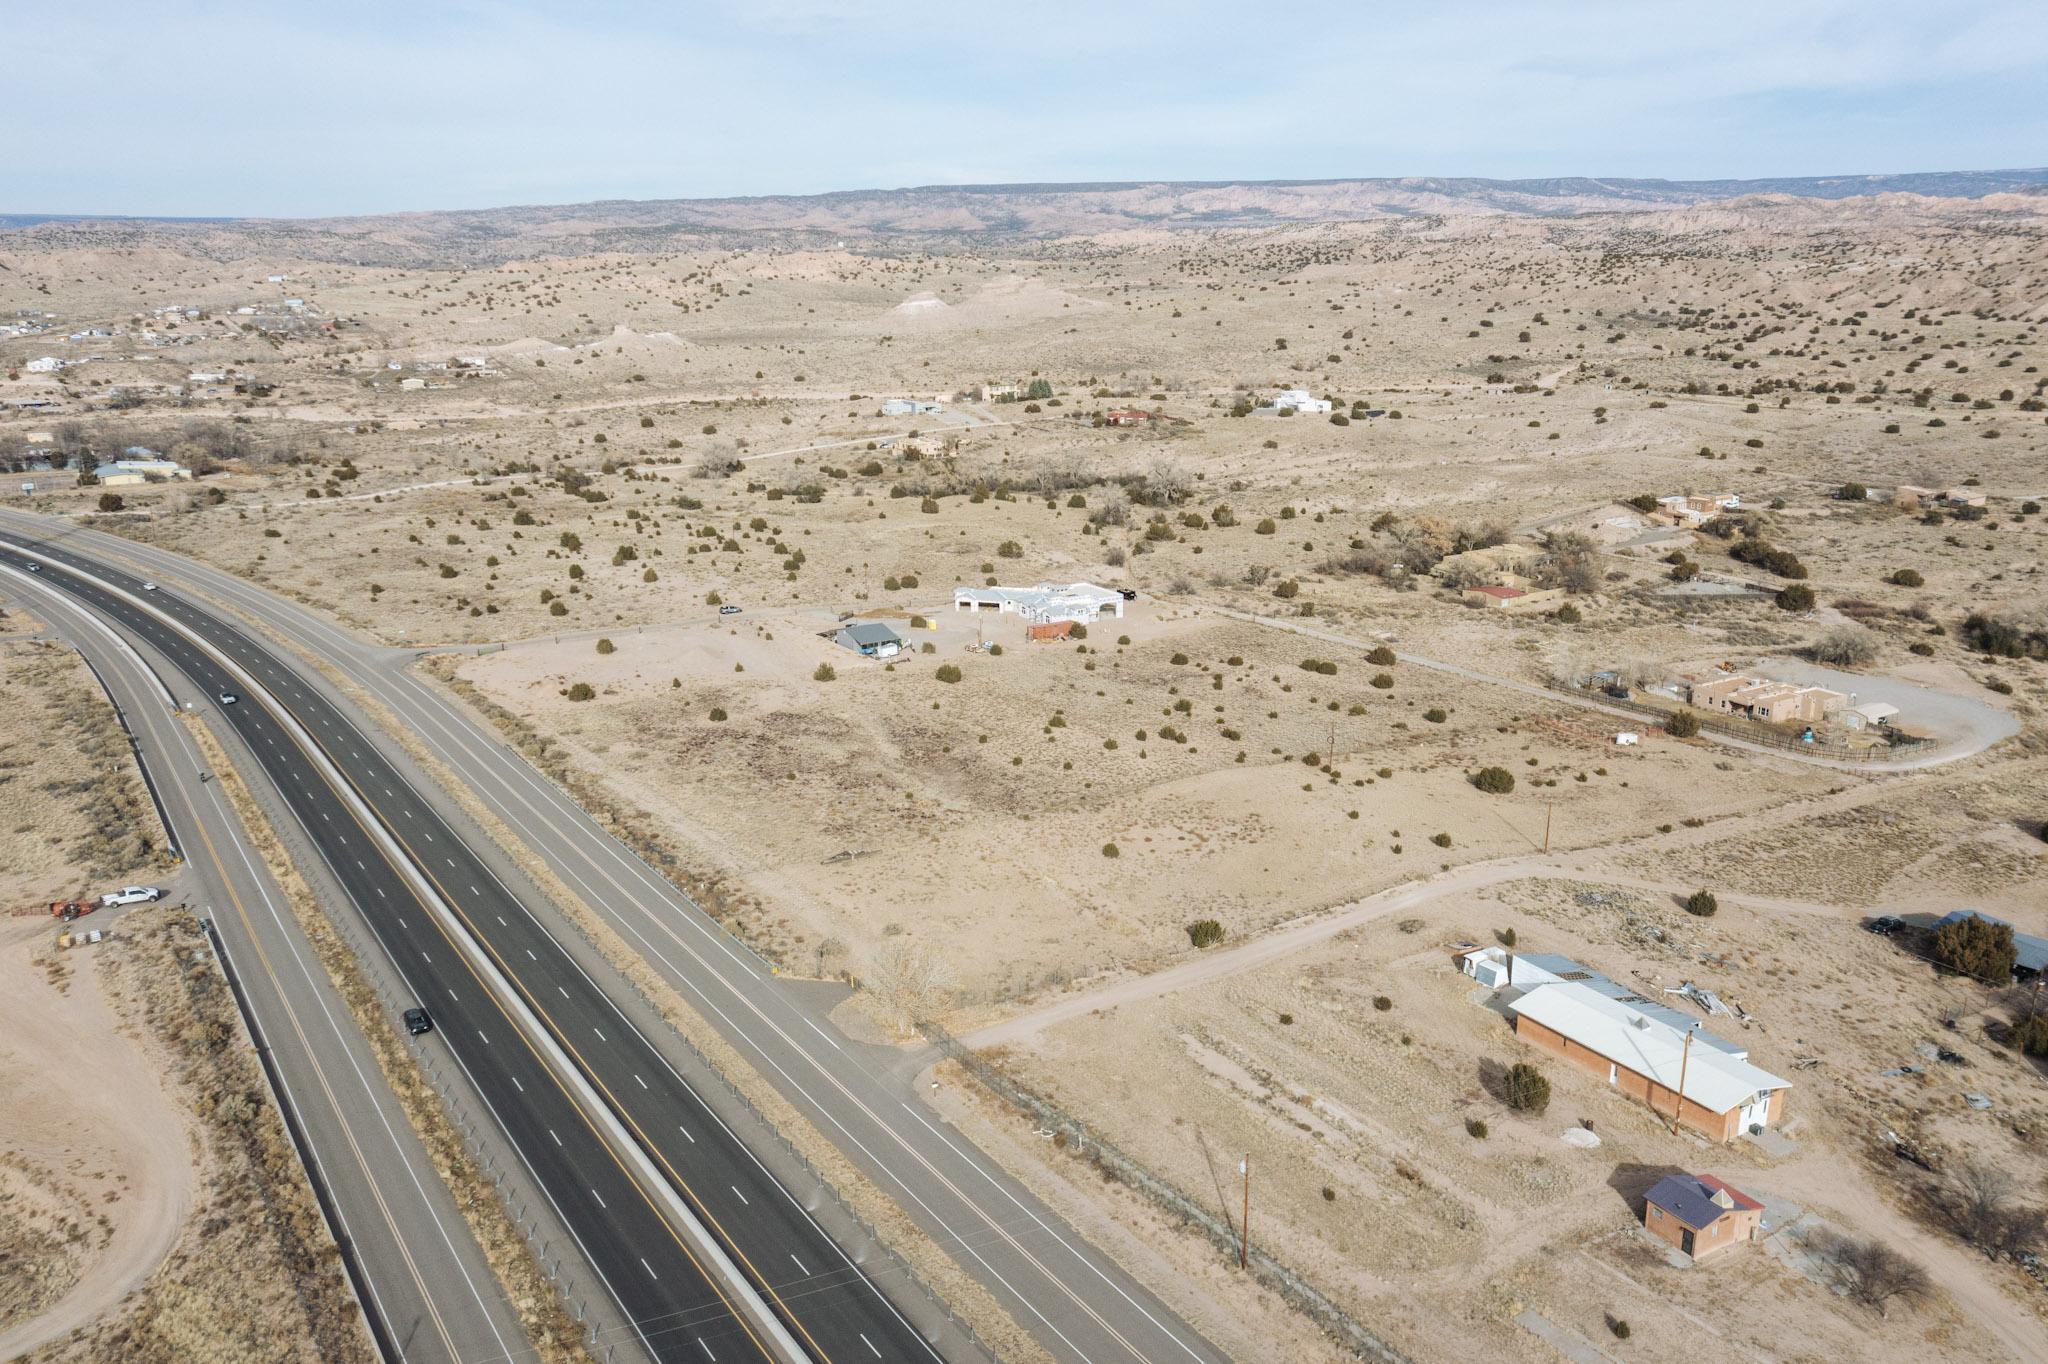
[1643,1173,1764,1261]
[1687,675,1845,726]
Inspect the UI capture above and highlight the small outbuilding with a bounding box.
[1642,1173,1764,1262]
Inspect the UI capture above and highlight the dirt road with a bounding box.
[0,919,196,1360]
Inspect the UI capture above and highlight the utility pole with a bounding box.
[1238,1157,1251,1269]
[1672,1024,1697,1132]
[1543,805,1553,856]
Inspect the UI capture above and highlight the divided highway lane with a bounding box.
[0,511,1230,1364]
[0,546,926,1364]
[0,569,529,1364]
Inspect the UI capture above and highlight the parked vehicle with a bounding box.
[100,886,161,907]
[718,604,742,615]
[1864,915,1904,937]
[403,1008,434,1036]
[1117,588,1138,601]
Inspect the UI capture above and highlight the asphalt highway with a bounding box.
[1,567,530,1364]
[0,510,1230,1364]
[0,539,939,1364]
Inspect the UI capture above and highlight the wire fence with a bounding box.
[922,1023,1413,1364]
[1546,682,1941,764]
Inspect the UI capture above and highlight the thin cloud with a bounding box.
[9,0,2046,215]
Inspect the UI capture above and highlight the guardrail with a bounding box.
[201,915,395,1363]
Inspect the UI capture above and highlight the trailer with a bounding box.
[12,901,97,920]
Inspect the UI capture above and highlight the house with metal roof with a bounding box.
[1932,910,2048,979]
[1507,981,1791,1141]
[953,582,1124,625]
[833,622,904,658]
[1643,1173,1764,1261]
[1457,948,1748,1056]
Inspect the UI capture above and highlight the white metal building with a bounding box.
[1272,388,1332,415]
[953,581,1125,624]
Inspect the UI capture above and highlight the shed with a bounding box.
[1027,620,1073,643]
[1642,1173,1764,1261]
[1843,701,1899,731]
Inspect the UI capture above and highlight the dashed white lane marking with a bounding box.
[860,1332,881,1358]
[641,1256,658,1281]
[790,1253,808,1276]
[697,1338,716,1360]
[633,1073,647,1089]
[677,1125,695,1143]
[592,1188,607,1209]
[730,1185,748,1206]
[549,1129,562,1146]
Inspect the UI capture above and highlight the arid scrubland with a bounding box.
[6,193,2048,1361]
[0,631,360,1362]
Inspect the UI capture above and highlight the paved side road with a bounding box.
[2,564,531,1364]
[0,509,1233,1364]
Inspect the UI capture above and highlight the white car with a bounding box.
[24,562,39,573]
[142,582,159,591]
[217,691,239,706]
[718,604,742,615]
[101,886,162,907]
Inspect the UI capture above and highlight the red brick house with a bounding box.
[1643,1173,1764,1261]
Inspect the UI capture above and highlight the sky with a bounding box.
[12,0,2048,217]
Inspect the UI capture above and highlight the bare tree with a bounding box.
[1806,625,1879,667]
[863,943,953,1036]
[1143,458,1190,507]
[1806,1228,1931,1314]
[1537,530,1601,594]
[1941,1160,2045,1260]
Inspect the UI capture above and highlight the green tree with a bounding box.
[1932,915,2016,984]
[97,492,125,512]
[1473,767,1515,794]
[1665,709,1701,738]
[1502,1063,1551,1114]
[1686,888,1719,917]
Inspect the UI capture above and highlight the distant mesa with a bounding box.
[4,167,2044,266]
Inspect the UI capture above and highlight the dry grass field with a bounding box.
[6,192,2048,1361]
